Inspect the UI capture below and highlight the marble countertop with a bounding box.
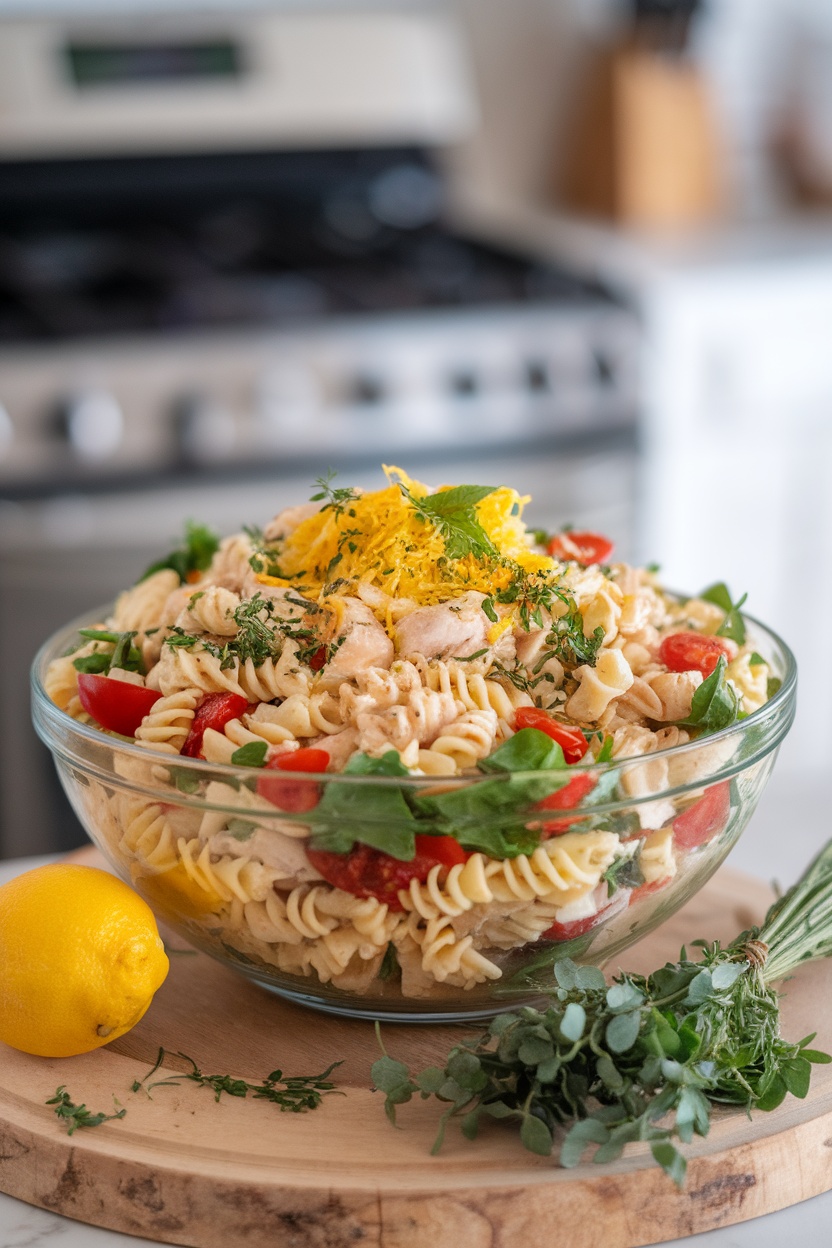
[2,770,831,1248]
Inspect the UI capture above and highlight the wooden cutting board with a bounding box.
[2,847,832,1248]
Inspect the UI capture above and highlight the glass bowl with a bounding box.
[32,608,796,1022]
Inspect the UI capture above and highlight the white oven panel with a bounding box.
[0,8,474,157]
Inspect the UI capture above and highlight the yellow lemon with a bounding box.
[0,863,169,1058]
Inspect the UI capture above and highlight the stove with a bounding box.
[0,3,640,859]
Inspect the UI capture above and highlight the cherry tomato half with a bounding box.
[256,747,330,813]
[673,781,731,851]
[306,834,469,910]
[547,531,614,565]
[76,674,161,738]
[514,708,589,764]
[537,771,597,835]
[181,692,249,758]
[658,631,731,678]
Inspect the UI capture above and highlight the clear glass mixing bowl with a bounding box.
[32,609,796,1022]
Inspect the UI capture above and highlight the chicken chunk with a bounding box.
[317,597,394,685]
[263,501,322,543]
[394,591,491,660]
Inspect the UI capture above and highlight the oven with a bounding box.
[0,3,641,858]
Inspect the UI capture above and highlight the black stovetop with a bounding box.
[0,146,610,344]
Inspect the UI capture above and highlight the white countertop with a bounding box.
[2,769,832,1248]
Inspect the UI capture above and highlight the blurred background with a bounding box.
[1,0,830,864]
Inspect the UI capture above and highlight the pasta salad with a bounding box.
[45,467,778,1000]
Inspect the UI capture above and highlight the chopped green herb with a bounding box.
[132,1048,342,1114]
[310,469,361,518]
[47,1087,126,1136]
[749,652,766,667]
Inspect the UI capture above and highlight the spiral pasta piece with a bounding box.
[399,856,493,920]
[483,830,618,906]
[185,586,241,636]
[111,569,181,634]
[135,687,201,754]
[398,913,502,988]
[428,708,499,769]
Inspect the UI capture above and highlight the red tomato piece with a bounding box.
[673,781,731,851]
[658,631,731,678]
[629,876,673,906]
[76,674,161,738]
[180,691,249,758]
[541,910,603,943]
[514,708,589,763]
[547,531,614,565]
[537,772,597,835]
[306,834,469,910]
[256,747,330,813]
[309,646,327,672]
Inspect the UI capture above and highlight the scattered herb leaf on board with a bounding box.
[373,839,832,1186]
[46,1087,126,1135]
[131,1048,344,1113]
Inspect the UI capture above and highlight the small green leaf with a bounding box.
[651,1141,687,1187]
[230,741,268,768]
[559,1002,587,1043]
[560,1118,608,1168]
[606,1011,642,1053]
[520,1113,553,1156]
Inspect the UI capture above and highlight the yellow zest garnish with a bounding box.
[275,466,556,608]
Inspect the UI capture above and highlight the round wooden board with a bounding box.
[2,847,832,1248]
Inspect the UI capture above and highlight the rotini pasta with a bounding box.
[44,465,775,1001]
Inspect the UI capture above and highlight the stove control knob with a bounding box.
[59,390,124,461]
[173,393,236,464]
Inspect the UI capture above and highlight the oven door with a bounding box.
[1,439,637,858]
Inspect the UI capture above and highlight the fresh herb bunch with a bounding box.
[132,1047,343,1113]
[373,840,832,1186]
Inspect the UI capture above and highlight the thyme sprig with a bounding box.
[373,839,832,1186]
[47,1086,126,1135]
[132,1048,343,1113]
[311,469,361,518]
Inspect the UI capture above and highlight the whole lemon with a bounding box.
[0,863,169,1058]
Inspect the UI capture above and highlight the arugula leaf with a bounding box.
[414,730,568,856]
[400,483,498,561]
[700,582,748,645]
[310,752,416,860]
[140,521,219,585]
[675,656,741,732]
[478,728,567,776]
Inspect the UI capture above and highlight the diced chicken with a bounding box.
[209,828,320,883]
[394,591,491,660]
[318,597,394,685]
[313,728,359,770]
[263,501,322,543]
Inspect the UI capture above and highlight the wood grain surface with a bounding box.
[2,847,832,1248]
